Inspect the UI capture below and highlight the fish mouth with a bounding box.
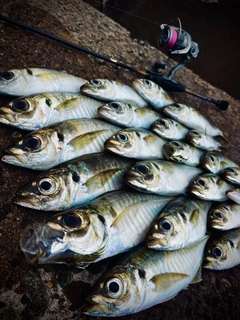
[146,234,169,249]
[226,189,240,204]
[2,154,28,166]
[104,139,123,153]
[14,194,44,210]
[82,299,117,317]
[20,222,66,264]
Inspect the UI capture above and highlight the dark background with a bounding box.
[84,0,240,100]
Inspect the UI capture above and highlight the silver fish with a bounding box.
[98,102,161,129]
[2,119,121,170]
[204,228,240,270]
[220,166,240,185]
[163,103,223,136]
[0,92,103,130]
[208,201,240,230]
[146,196,211,250]
[185,129,222,151]
[14,152,135,211]
[188,173,235,201]
[83,236,208,317]
[200,151,238,174]
[150,118,189,140]
[104,128,167,159]
[125,160,202,196]
[80,79,148,107]
[20,190,173,266]
[132,79,174,109]
[0,68,87,96]
[226,188,240,204]
[162,140,205,166]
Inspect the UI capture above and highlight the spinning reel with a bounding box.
[156,21,199,79]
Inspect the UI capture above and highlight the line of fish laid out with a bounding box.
[1,68,240,317]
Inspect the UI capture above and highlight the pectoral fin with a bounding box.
[190,265,202,284]
[150,272,189,292]
[70,130,107,151]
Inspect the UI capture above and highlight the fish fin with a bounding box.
[69,130,108,151]
[56,98,79,111]
[190,265,202,284]
[143,135,158,145]
[189,209,200,227]
[85,168,123,193]
[150,272,189,292]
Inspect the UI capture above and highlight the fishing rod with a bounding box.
[0,14,229,110]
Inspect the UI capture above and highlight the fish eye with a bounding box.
[91,79,102,86]
[116,133,128,143]
[171,103,180,109]
[212,211,223,220]
[158,220,173,233]
[0,71,14,80]
[143,79,152,88]
[24,136,42,150]
[12,100,30,112]
[135,164,148,175]
[110,102,121,110]
[197,179,206,187]
[209,155,215,162]
[157,119,166,126]
[62,214,82,229]
[105,277,124,298]
[38,178,57,195]
[171,141,180,147]
[212,246,223,258]
[190,130,199,136]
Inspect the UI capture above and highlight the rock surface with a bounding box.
[0,0,240,319]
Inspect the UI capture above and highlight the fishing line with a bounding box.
[84,0,161,26]
[0,14,229,110]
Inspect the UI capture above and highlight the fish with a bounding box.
[83,236,208,316]
[200,151,238,174]
[185,129,222,151]
[150,118,189,140]
[20,190,173,266]
[146,196,211,250]
[163,103,223,136]
[132,79,174,109]
[2,119,121,170]
[0,68,87,96]
[14,152,135,211]
[0,92,104,130]
[203,228,240,270]
[98,102,161,129]
[208,201,240,230]
[220,166,240,186]
[162,140,205,166]
[125,160,202,196]
[104,128,167,159]
[188,173,235,201]
[80,79,148,107]
[226,188,240,204]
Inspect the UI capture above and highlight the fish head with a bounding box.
[2,128,64,170]
[203,233,236,270]
[151,118,176,138]
[208,205,230,230]
[221,167,240,185]
[201,151,221,173]
[105,129,141,158]
[98,102,132,123]
[46,207,107,255]
[226,188,240,204]
[125,161,160,192]
[163,141,189,163]
[188,173,217,200]
[20,221,66,264]
[132,79,159,98]
[14,167,82,211]
[0,94,49,130]
[163,103,189,120]
[0,69,23,93]
[186,130,202,146]
[146,210,181,249]
[81,79,113,100]
[83,265,144,316]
